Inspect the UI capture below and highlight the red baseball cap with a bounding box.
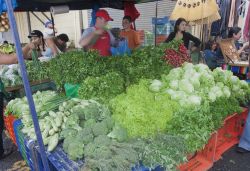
[96,9,113,21]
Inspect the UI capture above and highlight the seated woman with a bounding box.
[204,40,220,70]
[228,27,249,54]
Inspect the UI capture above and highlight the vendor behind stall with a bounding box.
[120,16,140,50]
[228,27,249,54]
[79,9,115,57]
[165,18,201,50]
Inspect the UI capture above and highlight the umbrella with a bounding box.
[191,11,221,25]
[170,0,220,22]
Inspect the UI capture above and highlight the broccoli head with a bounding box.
[107,124,128,142]
[92,122,109,137]
[83,103,100,121]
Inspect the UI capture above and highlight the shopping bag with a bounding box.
[64,83,80,98]
[111,38,131,56]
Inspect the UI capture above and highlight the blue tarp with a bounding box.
[0,0,17,13]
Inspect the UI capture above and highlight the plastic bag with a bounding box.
[64,83,80,98]
[111,38,131,56]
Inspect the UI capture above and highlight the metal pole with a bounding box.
[50,12,55,37]
[41,12,50,20]
[79,10,83,34]
[31,12,45,25]
[154,0,158,46]
[4,1,50,170]
[26,12,31,35]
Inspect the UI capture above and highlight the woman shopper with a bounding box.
[165,18,201,50]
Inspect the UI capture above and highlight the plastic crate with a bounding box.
[238,108,249,136]
[13,119,39,171]
[6,80,57,98]
[4,114,17,145]
[35,144,162,171]
[178,132,217,171]
[214,113,242,161]
[35,144,84,171]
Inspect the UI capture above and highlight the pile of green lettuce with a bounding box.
[111,63,250,153]
[110,79,177,138]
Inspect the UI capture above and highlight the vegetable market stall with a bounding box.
[4,58,250,170]
[2,1,250,171]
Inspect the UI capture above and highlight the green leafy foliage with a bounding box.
[83,138,141,171]
[0,43,15,54]
[110,79,175,138]
[26,46,171,100]
[78,72,125,103]
[138,134,188,170]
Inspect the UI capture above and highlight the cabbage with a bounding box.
[194,64,210,73]
[189,74,200,90]
[164,68,183,81]
[208,92,216,102]
[149,80,163,92]
[223,86,231,98]
[179,79,194,94]
[170,91,186,100]
[183,62,194,71]
[188,95,202,106]
[169,80,179,90]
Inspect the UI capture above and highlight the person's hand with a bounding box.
[27,42,36,50]
[191,46,197,52]
[94,29,104,36]
[243,42,249,49]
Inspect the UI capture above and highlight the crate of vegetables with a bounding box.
[238,108,248,136]
[13,119,38,171]
[35,145,84,171]
[178,132,217,171]
[214,112,242,161]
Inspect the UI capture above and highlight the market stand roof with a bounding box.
[14,0,160,11]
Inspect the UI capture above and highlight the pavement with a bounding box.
[209,145,250,171]
[0,131,24,171]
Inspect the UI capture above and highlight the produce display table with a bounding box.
[12,109,248,171]
[5,79,56,98]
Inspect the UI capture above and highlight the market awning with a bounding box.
[14,0,160,11]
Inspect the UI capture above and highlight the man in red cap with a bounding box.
[79,9,115,56]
